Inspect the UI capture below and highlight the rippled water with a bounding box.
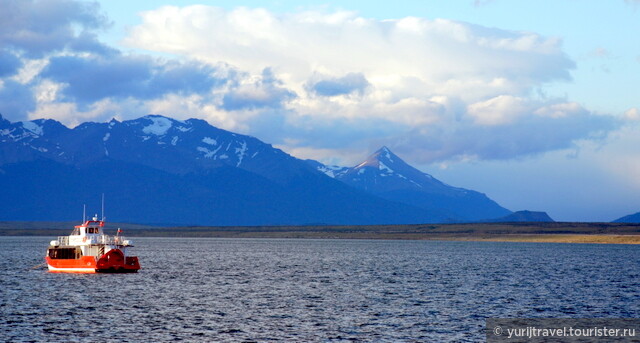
[1,237,639,342]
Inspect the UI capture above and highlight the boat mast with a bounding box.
[101,193,105,222]
[83,204,86,223]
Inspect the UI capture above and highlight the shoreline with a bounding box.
[425,234,640,244]
[2,221,640,244]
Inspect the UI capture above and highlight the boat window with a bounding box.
[48,248,82,259]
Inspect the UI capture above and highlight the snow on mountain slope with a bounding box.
[1,113,459,225]
[0,113,510,224]
[0,114,311,183]
[309,146,512,221]
[318,146,460,194]
[0,115,69,164]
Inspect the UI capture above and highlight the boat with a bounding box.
[45,214,141,273]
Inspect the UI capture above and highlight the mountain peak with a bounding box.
[378,145,391,153]
[344,146,439,190]
[306,145,512,221]
[373,145,397,162]
[0,114,11,130]
[354,146,407,174]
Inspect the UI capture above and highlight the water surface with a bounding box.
[1,237,639,342]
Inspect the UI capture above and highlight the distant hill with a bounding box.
[613,212,640,223]
[483,210,554,223]
[308,146,512,221]
[0,114,455,225]
[0,113,524,225]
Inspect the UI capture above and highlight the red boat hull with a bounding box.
[96,249,140,273]
[46,249,140,273]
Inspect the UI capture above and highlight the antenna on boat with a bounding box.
[83,204,86,223]
[101,193,105,222]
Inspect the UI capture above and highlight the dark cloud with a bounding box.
[222,68,296,111]
[150,60,230,96]
[0,80,35,121]
[0,0,295,119]
[42,54,224,105]
[0,0,111,57]
[393,104,620,163]
[254,115,398,150]
[67,31,119,57]
[0,51,22,77]
[309,73,370,97]
[0,0,623,171]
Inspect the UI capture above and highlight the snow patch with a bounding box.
[171,136,179,146]
[384,151,393,162]
[22,121,43,136]
[176,126,191,132]
[318,167,336,178]
[103,133,110,142]
[197,145,222,158]
[219,154,229,159]
[317,164,348,178]
[378,161,394,174]
[141,136,151,141]
[358,168,366,175]
[202,137,217,145]
[11,130,32,141]
[235,141,248,167]
[197,146,215,158]
[142,116,172,135]
[31,146,47,152]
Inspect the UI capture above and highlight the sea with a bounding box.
[1,237,639,342]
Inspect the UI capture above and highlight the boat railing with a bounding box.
[96,234,131,246]
[56,234,131,246]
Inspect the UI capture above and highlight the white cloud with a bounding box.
[119,5,604,165]
[29,97,143,127]
[0,4,621,169]
[467,95,528,125]
[126,6,573,99]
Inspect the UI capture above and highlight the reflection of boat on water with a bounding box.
[45,212,140,273]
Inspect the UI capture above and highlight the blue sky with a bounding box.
[1,0,639,221]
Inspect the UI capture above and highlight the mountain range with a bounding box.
[1,113,557,225]
[307,147,511,221]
